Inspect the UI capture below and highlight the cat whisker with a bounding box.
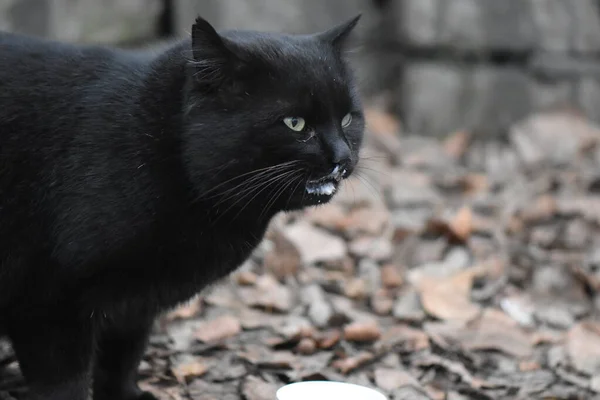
[197,160,301,201]
[257,172,303,223]
[208,163,301,206]
[210,168,301,226]
[353,171,386,204]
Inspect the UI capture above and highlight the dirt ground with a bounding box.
[3,108,600,400]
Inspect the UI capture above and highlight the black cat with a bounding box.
[0,13,365,400]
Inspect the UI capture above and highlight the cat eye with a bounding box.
[341,113,353,128]
[283,117,306,132]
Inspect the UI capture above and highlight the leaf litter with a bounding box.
[3,110,600,399]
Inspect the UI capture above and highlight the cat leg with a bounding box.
[93,316,157,400]
[8,316,93,400]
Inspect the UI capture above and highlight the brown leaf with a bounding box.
[165,297,202,321]
[343,321,382,343]
[425,309,534,359]
[375,368,418,392]
[171,357,208,384]
[332,351,374,374]
[234,270,258,286]
[377,324,430,353]
[371,289,394,316]
[566,322,600,375]
[242,376,278,400]
[349,236,393,261]
[340,207,391,238]
[282,221,347,265]
[417,268,482,322]
[242,274,294,313]
[380,264,404,288]
[344,278,368,300]
[194,315,241,343]
[444,130,471,160]
[296,338,317,355]
[263,229,302,279]
[449,206,474,242]
[317,330,342,349]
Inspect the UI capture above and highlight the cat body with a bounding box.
[0,15,364,400]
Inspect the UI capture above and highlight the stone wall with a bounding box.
[2,0,600,137]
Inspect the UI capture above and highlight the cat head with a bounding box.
[183,15,365,215]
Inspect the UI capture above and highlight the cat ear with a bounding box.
[191,16,243,88]
[317,14,362,49]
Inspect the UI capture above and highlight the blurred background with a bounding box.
[2,0,600,138]
[3,1,600,399]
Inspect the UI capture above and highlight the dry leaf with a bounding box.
[282,221,347,265]
[449,206,474,242]
[235,270,257,286]
[425,309,533,359]
[171,358,208,384]
[381,264,404,288]
[375,369,418,392]
[242,376,278,400]
[417,268,482,322]
[166,297,202,321]
[296,338,317,355]
[343,321,382,342]
[264,229,301,279]
[317,330,342,349]
[444,131,470,159]
[566,322,600,375]
[194,315,241,343]
[332,352,374,374]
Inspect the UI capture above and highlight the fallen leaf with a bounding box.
[449,206,474,242]
[234,270,258,286]
[332,352,374,374]
[242,376,278,400]
[417,268,482,322]
[343,321,382,342]
[344,278,368,300]
[194,315,241,343]
[349,236,393,261]
[444,131,471,160]
[166,297,203,321]
[241,274,294,312]
[317,330,342,349]
[371,289,394,316]
[296,338,317,355]
[425,309,533,359]
[375,368,418,392]
[282,221,347,265]
[380,264,404,288]
[566,322,600,375]
[171,356,208,384]
[264,228,302,279]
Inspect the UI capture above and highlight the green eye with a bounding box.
[284,117,306,132]
[341,113,353,128]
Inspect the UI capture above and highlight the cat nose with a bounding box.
[330,142,352,173]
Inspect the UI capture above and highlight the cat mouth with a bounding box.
[305,165,346,197]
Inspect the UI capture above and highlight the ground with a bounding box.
[2,109,600,400]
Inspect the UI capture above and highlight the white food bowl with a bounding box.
[276,381,388,400]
